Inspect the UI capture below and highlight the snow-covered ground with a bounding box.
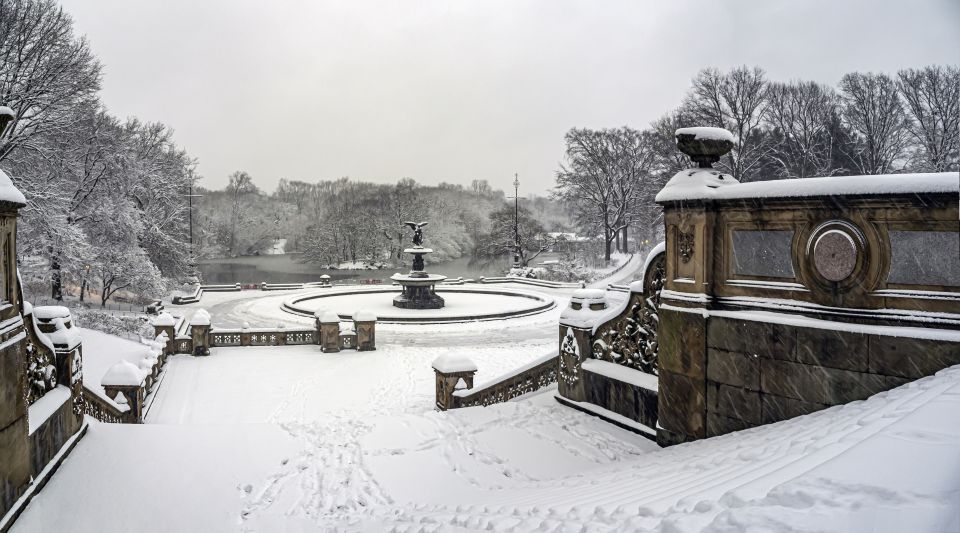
[15,362,960,532]
[79,328,156,408]
[14,257,960,532]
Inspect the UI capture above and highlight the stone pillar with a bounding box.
[152,311,177,356]
[103,385,144,424]
[431,355,477,411]
[318,311,341,353]
[191,324,210,356]
[654,126,733,447]
[354,311,377,351]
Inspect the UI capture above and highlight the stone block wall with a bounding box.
[29,394,81,478]
[0,326,28,517]
[658,312,960,445]
[581,368,658,430]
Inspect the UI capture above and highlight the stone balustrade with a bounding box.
[432,352,559,411]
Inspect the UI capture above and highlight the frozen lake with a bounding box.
[198,253,526,284]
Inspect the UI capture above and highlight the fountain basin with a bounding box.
[282,286,556,324]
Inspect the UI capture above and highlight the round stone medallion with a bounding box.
[812,229,857,282]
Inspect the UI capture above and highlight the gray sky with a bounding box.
[60,0,959,195]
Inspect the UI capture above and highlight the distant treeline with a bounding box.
[194,175,574,265]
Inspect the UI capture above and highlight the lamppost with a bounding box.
[180,181,203,280]
[511,173,521,267]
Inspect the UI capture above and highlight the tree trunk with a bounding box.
[101,286,109,308]
[622,226,629,253]
[615,231,621,253]
[80,278,86,302]
[51,254,63,301]
[603,212,612,261]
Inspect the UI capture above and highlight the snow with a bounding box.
[318,310,340,323]
[0,168,26,206]
[675,126,736,143]
[79,328,156,407]
[353,309,377,322]
[663,304,960,342]
[44,317,81,349]
[431,354,478,373]
[189,308,210,326]
[581,359,659,391]
[101,360,144,387]
[0,106,12,118]
[32,305,70,320]
[151,311,176,327]
[27,385,71,435]
[657,171,957,203]
[19,365,960,532]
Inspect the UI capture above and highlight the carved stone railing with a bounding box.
[82,387,127,424]
[590,249,666,375]
[433,352,558,410]
[207,328,319,348]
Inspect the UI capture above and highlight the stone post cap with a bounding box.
[152,311,176,327]
[190,309,211,326]
[431,354,478,374]
[318,310,340,324]
[353,310,377,322]
[101,360,144,387]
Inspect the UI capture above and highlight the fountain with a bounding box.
[390,221,446,309]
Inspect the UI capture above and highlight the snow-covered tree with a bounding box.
[765,81,842,178]
[682,66,770,182]
[838,72,911,175]
[897,65,960,172]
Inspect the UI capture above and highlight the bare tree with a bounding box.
[0,0,101,161]
[897,65,960,172]
[838,72,910,174]
[683,66,770,181]
[225,171,257,255]
[765,81,841,178]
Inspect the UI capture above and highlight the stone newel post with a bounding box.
[318,311,341,353]
[191,309,211,356]
[102,360,145,423]
[354,310,377,351]
[557,289,609,403]
[431,355,478,411]
[152,311,176,356]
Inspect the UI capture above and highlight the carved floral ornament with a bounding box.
[591,252,665,375]
[559,327,581,385]
[678,231,695,263]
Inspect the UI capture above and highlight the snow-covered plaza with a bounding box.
[13,320,960,531]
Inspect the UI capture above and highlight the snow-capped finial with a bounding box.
[675,127,735,168]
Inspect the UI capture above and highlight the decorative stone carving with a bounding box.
[592,252,665,375]
[26,345,56,405]
[559,327,581,385]
[678,231,695,263]
[812,229,857,282]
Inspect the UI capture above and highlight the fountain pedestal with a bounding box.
[391,247,446,309]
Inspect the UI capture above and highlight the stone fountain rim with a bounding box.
[281,285,556,324]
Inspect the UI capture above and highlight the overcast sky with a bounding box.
[59,0,959,195]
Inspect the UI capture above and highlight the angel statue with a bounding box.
[404,221,429,247]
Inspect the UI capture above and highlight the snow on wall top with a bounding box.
[675,126,735,143]
[0,169,26,206]
[570,289,607,302]
[101,360,144,387]
[431,354,478,373]
[152,311,176,327]
[657,171,957,203]
[33,305,70,320]
[0,106,13,118]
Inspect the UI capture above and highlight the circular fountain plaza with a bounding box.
[282,284,556,323]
